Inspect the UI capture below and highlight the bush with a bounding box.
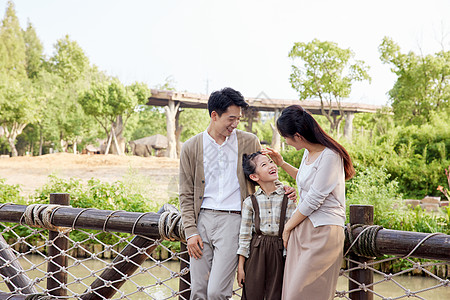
[0,178,25,204]
[277,147,305,187]
[346,164,402,224]
[32,175,154,212]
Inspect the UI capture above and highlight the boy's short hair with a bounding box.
[208,87,249,116]
[242,151,262,183]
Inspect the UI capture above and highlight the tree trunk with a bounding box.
[7,137,18,157]
[270,109,281,151]
[39,123,43,155]
[175,109,183,157]
[3,122,27,157]
[73,139,77,154]
[112,115,125,155]
[165,99,180,159]
[343,112,355,140]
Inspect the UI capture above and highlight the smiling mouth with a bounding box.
[269,169,277,175]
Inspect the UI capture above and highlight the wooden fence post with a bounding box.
[47,193,70,297]
[349,205,374,300]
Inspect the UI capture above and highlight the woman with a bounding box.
[263,105,355,300]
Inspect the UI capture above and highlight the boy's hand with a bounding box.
[284,186,297,202]
[187,235,203,259]
[237,267,245,288]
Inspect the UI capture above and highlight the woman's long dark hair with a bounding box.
[277,105,355,180]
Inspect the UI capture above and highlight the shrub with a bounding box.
[345,164,402,224]
[32,175,153,212]
[0,178,25,204]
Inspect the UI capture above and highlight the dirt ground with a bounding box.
[0,153,180,205]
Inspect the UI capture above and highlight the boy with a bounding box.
[237,151,296,300]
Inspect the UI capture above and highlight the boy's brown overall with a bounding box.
[241,193,288,300]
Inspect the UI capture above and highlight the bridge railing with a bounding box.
[0,194,448,299]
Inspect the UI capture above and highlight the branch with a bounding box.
[93,115,109,135]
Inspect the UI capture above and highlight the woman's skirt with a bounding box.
[282,218,344,300]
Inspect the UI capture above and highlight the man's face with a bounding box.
[211,105,242,137]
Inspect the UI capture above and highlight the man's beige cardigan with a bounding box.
[179,130,261,238]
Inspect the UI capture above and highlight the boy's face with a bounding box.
[249,155,278,183]
[211,105,242,138]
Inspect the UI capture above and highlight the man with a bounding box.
[179,87,295,299]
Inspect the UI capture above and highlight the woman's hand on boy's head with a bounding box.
[284,186,297,202]
[261,147,284,166]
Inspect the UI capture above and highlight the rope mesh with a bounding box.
[0,208,448,299]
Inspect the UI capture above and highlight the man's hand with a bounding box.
[284,186,297,202]
[187,235,203,259]
[237,267,245,288]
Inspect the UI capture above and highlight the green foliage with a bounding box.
[379,36,450,125]
[384,206,449,234]
[23,21,43,79]
[0,178,24,204]
[48,35,90,83]
[33,175,153,212]
[348,111,450,198]
[0,1,27,79]
[125,106,166,141]
[78,79,151,146]
[289,39,371,132]
[277,147,304,187]
[179,108,210,142]
[346,164,402,224]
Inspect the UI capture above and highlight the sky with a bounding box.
[2,0,450,106]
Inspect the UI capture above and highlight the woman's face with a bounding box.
[284,133,304,150]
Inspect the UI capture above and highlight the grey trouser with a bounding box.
[190,209,241,300]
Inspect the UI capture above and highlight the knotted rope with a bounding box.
[158,204,185,242]
[20,204,71,233]
[344,224,383,258]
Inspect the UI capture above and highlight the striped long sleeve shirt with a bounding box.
[237,182,296,258]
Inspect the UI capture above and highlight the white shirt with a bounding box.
[296,148,346,227]
[201,130,241,211]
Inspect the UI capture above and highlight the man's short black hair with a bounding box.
[208,87,249,116]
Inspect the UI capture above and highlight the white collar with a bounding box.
[203,129,236,146]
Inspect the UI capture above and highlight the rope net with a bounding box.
[0,210,448,299]
[0,221,189,299]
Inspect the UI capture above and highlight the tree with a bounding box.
[78,80,151,155]
[289,39,371,133]
[0,1,39,156]
[23,20,43,79]
[46,35,96,153]
[379,36,450,125]
[0,1,26,79]
[0,76,39,156]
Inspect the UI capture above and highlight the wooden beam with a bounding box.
[349,205,374,300]
[80,236,158,300]
[47,193,70,297]
[0,235,37,294]
[0,205,163,239]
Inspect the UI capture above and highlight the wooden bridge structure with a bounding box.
[146,89,384,158]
